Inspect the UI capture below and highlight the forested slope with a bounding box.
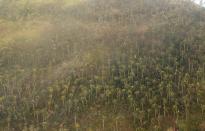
[0,0,205,130]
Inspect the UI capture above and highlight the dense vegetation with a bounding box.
[0,0,205,130]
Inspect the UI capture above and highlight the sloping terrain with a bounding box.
[0,0,205,130]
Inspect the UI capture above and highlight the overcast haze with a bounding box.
[0,0,205,130]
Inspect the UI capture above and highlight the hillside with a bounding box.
[0,0,205,130]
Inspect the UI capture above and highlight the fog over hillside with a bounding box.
[193,0,205,6]
[0,0,205,130]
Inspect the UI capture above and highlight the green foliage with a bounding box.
[0,0,205,130]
